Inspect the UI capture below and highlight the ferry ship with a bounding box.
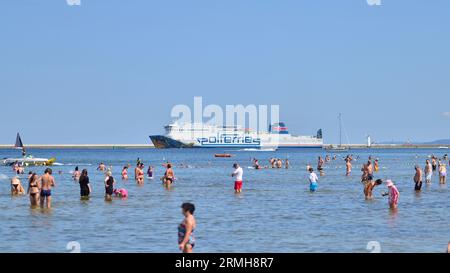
[149,122,323,149]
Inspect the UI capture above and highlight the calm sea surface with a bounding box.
[0,148,448,253]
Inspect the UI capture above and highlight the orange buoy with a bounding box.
[214,154,233,158]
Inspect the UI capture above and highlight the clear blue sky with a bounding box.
[1,0,449,144]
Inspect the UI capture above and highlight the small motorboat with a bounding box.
[2,133,56,166]
[324,145,350,152]
[214,154,233,158]
[2,156,56,167]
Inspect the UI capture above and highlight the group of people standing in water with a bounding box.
[306,153,448,210]
[10,168,56,208]
[415,155,447,189]
[252,158,290,169]
[8,153,449,252]
[9,157,176,206]
[8,159,195,253]
[250,152,448,211]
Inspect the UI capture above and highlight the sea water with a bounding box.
[0,148,448,253]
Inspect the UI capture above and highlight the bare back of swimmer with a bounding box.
[40,168,55,208]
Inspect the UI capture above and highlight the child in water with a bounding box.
[374,159,380,172]
[113,188,128,198]
[308,168,319,192]
[147,166,154,179]
[121,166,128,180]
[439,163,447,184]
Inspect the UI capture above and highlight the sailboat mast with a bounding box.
[339,113,342,147]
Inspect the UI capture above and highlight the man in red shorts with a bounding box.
[231,163,244,193]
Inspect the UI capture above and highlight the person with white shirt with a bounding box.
[308,168,319,192]
[232,163,244,193]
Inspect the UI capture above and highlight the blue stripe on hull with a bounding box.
[150,136,323,149]
[277,146,323,149]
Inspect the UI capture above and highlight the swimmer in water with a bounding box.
[439,162,447,184]
[382,180,399,210]
[11,177,26,195]
[285,159,290,169]
[79,169,91,198]
[345,158,352,176]
[306,163,312,172]
[72,166,80,181]
[40,168,56,208]
[361,162,369,183]
[104,171,115,201]
[178,203,196,253]
[232,163,244,194]
[361,161,374,194]
[27,173,40,206]
[137,163,145,184]
[253,159,261,170]
[317,156,325,176]
[121,166,128,180]
[432,157,437,172]
[364,179,383,200]
[12,161,19,171]
[374,159,380,172]
[425,159,433,184]
[276,159,283,169]
[308,168,319,192]
[113,188,128,198]
[147,166,154,179]
[366,161,374,184]
[414,165,423,191]
[325,155,331,162]
[163,164,175,188]
[12,161,19,173]
[97,162,106,172]
[270,158,276,168]
[17,164,25,175]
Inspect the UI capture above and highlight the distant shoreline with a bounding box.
[0,144,155,149]
[0,144,448,149]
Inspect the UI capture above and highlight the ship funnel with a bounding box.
[269,122,289,134]
[317,129,323,139]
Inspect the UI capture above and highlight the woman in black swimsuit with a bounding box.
[27,173,40,207]
[104,171,115,201]
[79,169,92,199]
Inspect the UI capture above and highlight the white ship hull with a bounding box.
[150,122,323,149]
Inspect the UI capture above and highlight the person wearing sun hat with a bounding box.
[11,177,26,195]
[382,180,399,210]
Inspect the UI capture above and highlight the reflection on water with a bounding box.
[0,148,448,253]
